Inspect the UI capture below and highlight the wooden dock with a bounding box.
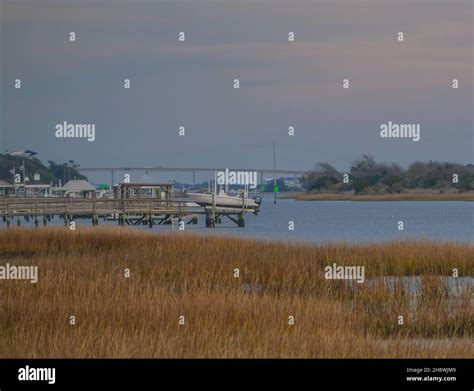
[0,197,259,228]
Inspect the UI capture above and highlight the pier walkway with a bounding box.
[0,197,257,228]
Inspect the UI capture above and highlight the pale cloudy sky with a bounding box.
[1,0,472,182]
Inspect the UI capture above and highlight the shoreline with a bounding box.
[280,191,474,202]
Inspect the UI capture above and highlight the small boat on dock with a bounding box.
[187,188,261,209]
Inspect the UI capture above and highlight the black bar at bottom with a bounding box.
[0,359,471,390]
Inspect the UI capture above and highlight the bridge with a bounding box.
[78,166,309,187]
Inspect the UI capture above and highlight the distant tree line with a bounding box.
[46,160,87,184]
[0,154,87,185]
[301,154,474,194]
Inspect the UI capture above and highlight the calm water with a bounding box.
[347,276,473,305]
[229,197,474,243]
[4,196,472,244]
[180,196,473,244]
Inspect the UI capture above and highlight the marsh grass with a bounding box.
[0,227,472,358]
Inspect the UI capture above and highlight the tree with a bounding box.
[301,162,342,192]
[350,154,383,194]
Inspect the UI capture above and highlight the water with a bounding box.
[2,196,473,244]
[184,197,474,244]
[347,276,473,308]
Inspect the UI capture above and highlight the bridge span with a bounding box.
[78,166,309,187]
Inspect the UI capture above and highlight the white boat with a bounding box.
[188,188,261,209]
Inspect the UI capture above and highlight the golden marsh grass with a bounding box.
[0,227,472,358]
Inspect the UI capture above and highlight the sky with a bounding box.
[1,0,472,183]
